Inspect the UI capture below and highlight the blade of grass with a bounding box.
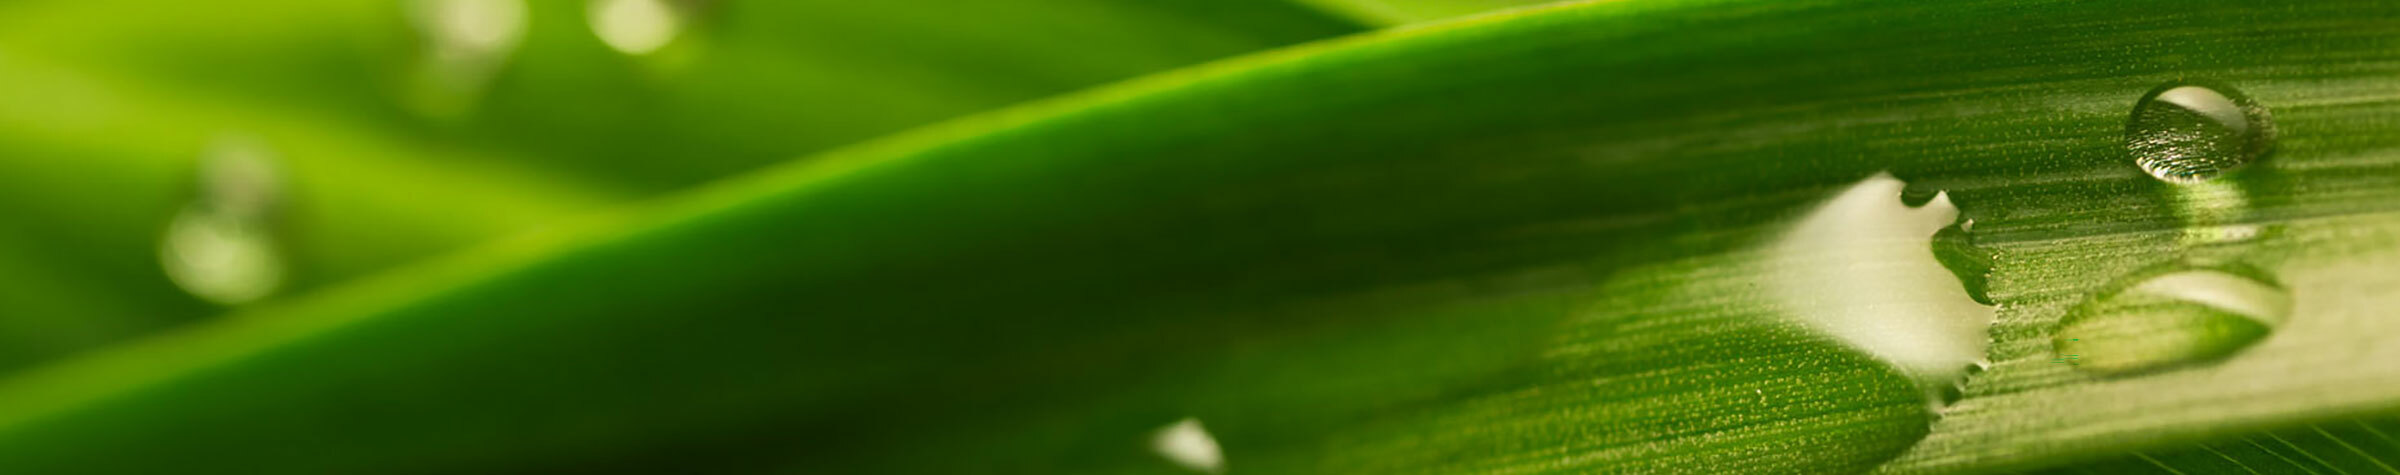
[0,0,2395,473]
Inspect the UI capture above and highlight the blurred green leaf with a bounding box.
[1285,0,1559,25]
[0,51,627,370]
[0,0,1359,372]
[0,0,1362,190]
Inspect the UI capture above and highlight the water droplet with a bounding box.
[1769,173,1998,408]
[405,0,527,117]
[414,0,526,59]
[2052,262,2289,375]
[2126,81,2275,183]
[161,137,287,305]
[161,208,284,305]
[1152,418,1225,474]
[590,0,684,55]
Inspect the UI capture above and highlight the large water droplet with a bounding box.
[1769,173,1997,408]
[2052,262,2289,375]
[2126,81,2275,183]
[161,137,287,305]
[590,0,684,56]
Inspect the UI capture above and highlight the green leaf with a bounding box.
[0,0,1358,371]
[1285,0,1559,25]
[0,0,1363,190]
[1,0,2398,473]
[2037,417,2400,474]
[0,51,626,370]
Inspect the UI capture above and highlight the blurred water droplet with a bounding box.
[2126,81,2274,183]
[2052,263,2289,375]
[161,209,284,305]
[417,0,526,58]
[198,139,281,221]
[161,137,287,305]
[1152,418,1225,474]
[405,0,527,117]
[590,0,683,55]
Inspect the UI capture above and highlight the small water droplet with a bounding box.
[1152,418,1225,474]
[590,0,684,55]
[2126,81,2275,183]
[2052,262,2289,375]
[161,137,287,305]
